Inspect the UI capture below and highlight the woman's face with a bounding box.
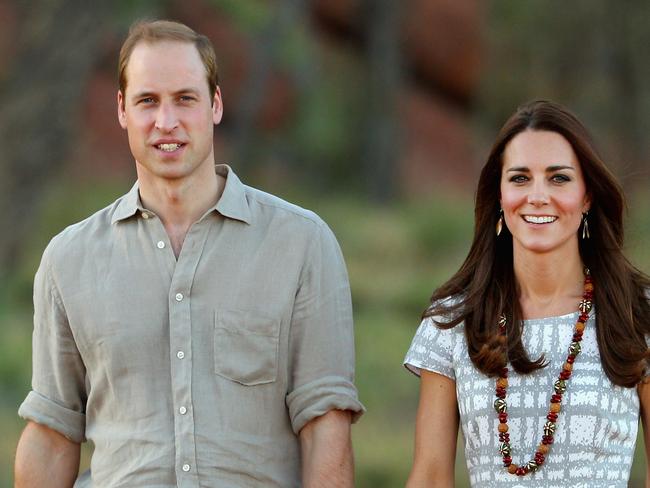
[500,130,590,257]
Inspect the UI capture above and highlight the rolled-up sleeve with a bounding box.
[286,220,364,434]
[18,243,87,443]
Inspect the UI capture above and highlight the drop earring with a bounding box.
[581,212,590,239]
[496,209,504,236]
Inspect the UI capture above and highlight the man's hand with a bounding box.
[299,409,354,488]
[15,421,80,488]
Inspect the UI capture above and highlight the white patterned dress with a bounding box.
[404,311,640,487]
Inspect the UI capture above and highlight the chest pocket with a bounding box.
[214,309,280,385]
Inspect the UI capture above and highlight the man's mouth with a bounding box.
[156,143,183,152]
[523,215,557,224]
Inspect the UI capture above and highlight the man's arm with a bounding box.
[299,409,354,488]
[15,421,80,488]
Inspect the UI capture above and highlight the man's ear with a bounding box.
[117,90,127,129]
[212,86,223,126]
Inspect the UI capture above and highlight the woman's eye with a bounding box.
[509,175,528,183]
[551,174,571,183]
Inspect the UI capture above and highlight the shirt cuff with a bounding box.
[286,376,365,434]
[18,390,86,443]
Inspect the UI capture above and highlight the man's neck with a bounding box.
[136,163,225,257]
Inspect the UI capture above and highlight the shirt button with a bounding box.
[177,351,185,359]
[179,406,187,415]
[175,293,184,302]
[157,241,165,249]
[182,464,190,472]
[142,212,150,219]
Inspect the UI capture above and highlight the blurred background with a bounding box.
[1,0,649,486]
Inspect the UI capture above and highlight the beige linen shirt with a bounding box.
[19,164,364,488]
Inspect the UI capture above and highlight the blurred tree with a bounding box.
[360,0,402,202]
[229,0,308,172]
[0,0,110,283]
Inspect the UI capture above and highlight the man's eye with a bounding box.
[180,96,195,102]
[138,97,155,105]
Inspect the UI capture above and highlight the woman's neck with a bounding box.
[513,248,585,319]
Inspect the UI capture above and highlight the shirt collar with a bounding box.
[111,182,144,224]
[111,164,252,225]
[213,164,252,224]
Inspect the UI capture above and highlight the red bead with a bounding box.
[542,435,554,445]
[547,412,558,421]
[573,333,583,341]
[499,413,508,422]
[516,467,525,476]
[567,356,575,364]
[503,457,512,466]
[551,394,562,403]
[501,368,509,377]
[579,313,589,322]
[559,371,571,380]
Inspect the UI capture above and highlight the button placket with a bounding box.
[168,221,211,484]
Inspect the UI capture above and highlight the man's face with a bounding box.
[117,41,222,182]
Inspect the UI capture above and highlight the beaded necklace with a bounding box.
[494,268,594,476]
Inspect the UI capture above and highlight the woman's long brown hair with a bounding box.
[425,100,650,387]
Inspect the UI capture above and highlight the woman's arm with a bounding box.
[406,370,460,488]
[638,380,650,488]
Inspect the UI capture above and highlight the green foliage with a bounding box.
[112,0,168,26]
[0,312,31,407]
[208,0,270,32]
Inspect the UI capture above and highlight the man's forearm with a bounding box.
[300,410,354,488]
[15,421,80,488]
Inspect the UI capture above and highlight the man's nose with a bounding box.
[155,103,179,132]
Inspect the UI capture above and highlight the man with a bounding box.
[15,20,364,487]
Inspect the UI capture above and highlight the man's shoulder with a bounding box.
[44,193,127,260]
[243,184,327,231]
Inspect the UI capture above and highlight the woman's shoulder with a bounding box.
[423,294,466,325]
[405,301,466,379]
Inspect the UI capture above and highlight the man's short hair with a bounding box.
[118,20,219,100]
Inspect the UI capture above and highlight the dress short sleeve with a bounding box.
[404,316,456,381]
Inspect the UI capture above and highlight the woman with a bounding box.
[404,100,650,487]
